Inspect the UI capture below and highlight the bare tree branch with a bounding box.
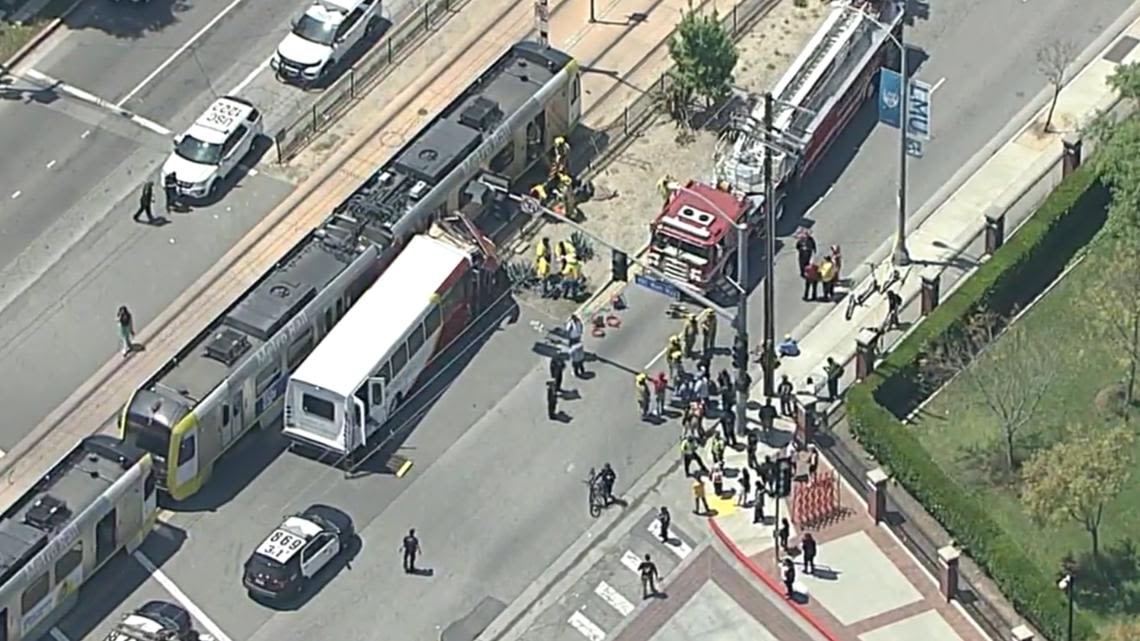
[1037,40,1076,133]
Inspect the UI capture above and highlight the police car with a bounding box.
[272,0,382,85]
[105,600,201,641]
[243,504,354,601]
[162,96,263,201]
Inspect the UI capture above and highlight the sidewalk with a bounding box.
[698,6,1140,641]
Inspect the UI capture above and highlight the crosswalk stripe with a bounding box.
[595,581,636,616]
[620,550,642,577]
[568,610,607,641]
[646,520,692,559]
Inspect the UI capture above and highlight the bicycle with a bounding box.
[586,468,606,518]
[844,264,904,321]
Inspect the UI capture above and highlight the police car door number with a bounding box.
[258,529,305,563]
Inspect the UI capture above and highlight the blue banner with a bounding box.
[878,67,902,129]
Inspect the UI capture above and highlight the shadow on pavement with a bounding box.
[54,0,193,41]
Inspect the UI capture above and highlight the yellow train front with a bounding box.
[118,39,582,502]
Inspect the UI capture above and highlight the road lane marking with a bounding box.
[24,69,173,136]
[931,77,946,93]
[567,611,606,641]
[619,550,642,577]
[49,628,68,641]
[10,191,20,199]
[646,520,692,559]
[229,56,273,95]
[132,551,234,641]
[117,0,255,107]
[45,159,56,169]
[594,581,635,616]
[80,129,91,139]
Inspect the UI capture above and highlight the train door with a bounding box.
[228,388,246,442]
[567,72,581,128]
[174,428,199,489]
[367,377,386,429]
[95,510,117,566]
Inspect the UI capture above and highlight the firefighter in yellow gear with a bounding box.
[530,183,548,203]
[553,136,570,164]
[561,256,583,299]
[535,237,551,260]
[698,308,717,356]
[682,314,699,357]
[535,255,553,297]
[716,180,730,192]
[555,239,576,268]
[635,372,650,418]
[657,174,677,204]
[666,348,685,382]
[667,333,683,356]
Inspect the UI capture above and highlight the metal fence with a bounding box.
[274,0,472,163]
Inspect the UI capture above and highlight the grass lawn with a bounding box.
[912,234,1140,622]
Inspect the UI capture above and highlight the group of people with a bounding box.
[545,314,588,419]
[534,237,586,300]
[134,173,182,224]
[795,228,842,302]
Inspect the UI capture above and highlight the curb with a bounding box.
[2,0,83,68]
[708,518,841,641]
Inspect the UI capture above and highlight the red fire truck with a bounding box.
[647,0,903,291]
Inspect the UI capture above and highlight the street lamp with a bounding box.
[1058,574,1074,641]
[857,2,911,266]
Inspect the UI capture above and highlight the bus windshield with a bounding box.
[124,420,171,460]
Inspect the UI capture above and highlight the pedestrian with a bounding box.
[693,371,710,407]
[737,466,751,507]
[719,411,738,449]
[635,372,651,419]
[163,172,179,214]
[699,308,717,356]
[549,354,565,394]
[795,228,816,274]
[778,518,790,552]
[666,348,684,386]
[536,255,553,297]
[819,255,837,301]
[759,399,777,432]
[692,474,710,515]
[682,314,699,357]
[657,506,671,543]
[569,341,587,377]
[652,371,668,416]
[807,445,820,479]
[708,431,725,465]
[824,357,843,400]
[402,528,420,573]
[829,244,842,281]
[801,532,817,574]
[802,261,820,301]
[134,180,157,223]
[753,483,766,523]
[565,313,584,344]
[116,305,136,356]
[546,379,559,419]
[745,428,760,471]
[638,554,659,599]
[777,375,794,416]
[783,558,796,597]
[886,289,903,329]
[711,462,725,497]
[681,437,708,478]
[718,370,734,416]
[759,455,775,493]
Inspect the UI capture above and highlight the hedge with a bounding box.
[847,162,1107,641]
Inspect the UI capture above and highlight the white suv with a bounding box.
[163,96,263,201]
[273,0,381,85]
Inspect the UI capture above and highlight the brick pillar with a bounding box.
[984,205,1005,255]
[938,545,961,601]
[1011,624,1034,641]
[1062,132,1083,178]
[855,329,879,382]
[920,272,941,316]
[867,468,888,524]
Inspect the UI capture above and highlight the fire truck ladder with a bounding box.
[773,3,862,123]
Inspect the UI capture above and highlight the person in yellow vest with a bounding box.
[535,255,553,297]
[657,174,677,205]
[530,183,548,203]
[682,313,699,357]
[535,236,551,261]
[553,136,570,165]
[698,308,717,357]
[555,239,576,271]
[667,348,685,386]
[667,333,683,357]
[819,255,837,301]
[635,372,650,418]
[561,256,582,299]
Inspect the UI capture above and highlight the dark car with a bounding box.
[242,504,354,601]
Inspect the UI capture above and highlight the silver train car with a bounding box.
[0,436,157,641]
[119,40,583,501]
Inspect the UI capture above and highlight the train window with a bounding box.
[424,306,442,337]
[144,469,156,499]
[287,333,315,370]
[324,308,334,332]
[21,573,49,613]
[572,76,581,103]
[390,344,409,378]
[490,144,514,173]
[407,324,426,357]
[222,404,230,427]
[302,394,335,421]
[54,543,82,582]
[177,436,196,465]
[336,299,345,318]
[255,365,278,397]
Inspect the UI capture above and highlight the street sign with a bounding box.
[906,137,924,158]
[877,68,933,141]
[634,274,681,300]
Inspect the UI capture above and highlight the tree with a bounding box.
[927,312,1055,472]
[1088,239,1140,405]
[1021,425,1133,558]
[1099,617,1140,641]
[1093,63,1140,230]
[667,7,738,110]
[1037,40,1075,133]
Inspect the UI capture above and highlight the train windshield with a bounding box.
[124,420,171,460]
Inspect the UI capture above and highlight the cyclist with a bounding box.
[599,463,617,505]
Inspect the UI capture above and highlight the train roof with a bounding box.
[142,40,572,408]
[0,436,145,586]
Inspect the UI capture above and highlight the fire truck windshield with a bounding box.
[652,232,712,261]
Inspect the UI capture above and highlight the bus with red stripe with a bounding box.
[282,230,498,458]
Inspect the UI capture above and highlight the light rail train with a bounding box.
[0,436,157,641]
[119,40,583,501]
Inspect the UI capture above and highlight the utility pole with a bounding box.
[891,7,911,266]
[734,206,749,437]
[762,91,777,398]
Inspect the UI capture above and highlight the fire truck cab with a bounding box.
[646,181,759,291]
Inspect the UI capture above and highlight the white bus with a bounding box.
[283,233,492,457]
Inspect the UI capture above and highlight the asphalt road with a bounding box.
[50,0,1135,641]
[0,0,413,447]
